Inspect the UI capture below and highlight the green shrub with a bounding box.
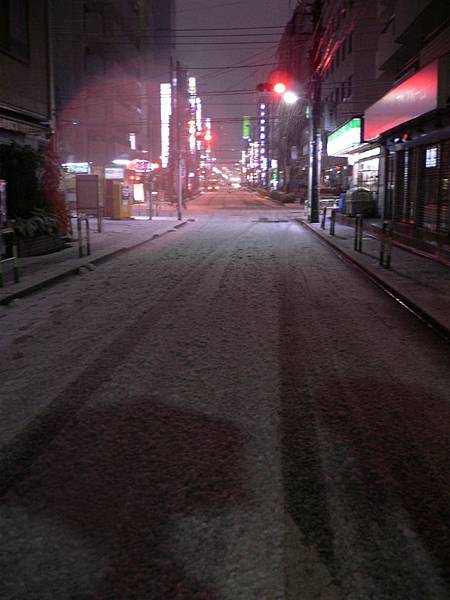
[13,208,59,240]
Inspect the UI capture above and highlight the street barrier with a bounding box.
[0,227,19,287]
[77,214,91,258]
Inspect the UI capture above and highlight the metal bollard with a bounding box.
[321,206,327,229]
[84,216,91,256]
[0,228,19,287]
[379,221,393,268]
[77,215,91,258]
[354,214,363,252]
[12,232,19,283]
[329,208,336,236]
[77,215,83,258]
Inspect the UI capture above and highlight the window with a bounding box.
[347,75,352,98]
[342,40,346,61]
[335,87,340,103]
[425,146,438,168]
[419,145,441,230]
[0,0,29,62]
[348,31,353,53]
[341,81,346,101]
[336,46,340,67]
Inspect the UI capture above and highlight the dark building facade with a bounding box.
[0,0,52,148]
[369,0,450,253]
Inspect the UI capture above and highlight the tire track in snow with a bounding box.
[0,220,259,496]
[278,223,450,599]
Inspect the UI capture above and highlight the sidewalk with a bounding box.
[0,215,192,305]
[301,216,450,340]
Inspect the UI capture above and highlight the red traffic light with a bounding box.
[196,131,212,142]
[273,82,287,94]
[256,81,288,94]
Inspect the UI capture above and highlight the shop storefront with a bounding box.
[384,137,450,234]
[364,58,450,249]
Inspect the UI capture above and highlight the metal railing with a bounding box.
[0,227,19,287]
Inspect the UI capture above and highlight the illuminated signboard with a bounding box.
[327,118,362,156]
[105,167,124,179]
[160,83,172,168]
[128,159,152,173]
[242,116,251,140]
[259,104,266,178]
[364,60,438,140]
[196,97,202,131]
[62,162,90,174]
[188,77,197,153]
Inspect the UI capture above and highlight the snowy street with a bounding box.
[1,190,449,599]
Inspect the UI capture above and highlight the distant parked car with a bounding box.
[207,179,220,191]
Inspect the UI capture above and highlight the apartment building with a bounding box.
[0,0,51,148]
[271,0,392,193]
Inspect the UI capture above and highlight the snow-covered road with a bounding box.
[1,192,449,599]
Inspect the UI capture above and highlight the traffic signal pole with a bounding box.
[176,60,183,220]
[308,0,322,223]
[308,73,321,223]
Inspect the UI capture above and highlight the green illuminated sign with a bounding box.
[242,116,251,140]
[327,118,362,156]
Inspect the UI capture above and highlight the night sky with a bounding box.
[176,0,294,164]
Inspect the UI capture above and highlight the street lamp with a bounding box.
[283,91,299,105]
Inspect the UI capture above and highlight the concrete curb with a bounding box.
[0,219,193,306]
[299,219,450,343]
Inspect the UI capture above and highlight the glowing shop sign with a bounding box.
[327,118,362,156]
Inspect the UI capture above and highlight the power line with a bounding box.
[157,26,286,32]
[188,62,279,70]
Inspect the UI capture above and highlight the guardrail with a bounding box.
[0,227,19,287]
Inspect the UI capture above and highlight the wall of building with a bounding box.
[0,0,51,146]
[321,0,391,134]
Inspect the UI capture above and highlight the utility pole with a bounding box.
[308,0,322,223]
[175,60,183,220]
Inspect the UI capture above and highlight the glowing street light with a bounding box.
[283,91,299,104]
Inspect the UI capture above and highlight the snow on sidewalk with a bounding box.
[0,217,191,304]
